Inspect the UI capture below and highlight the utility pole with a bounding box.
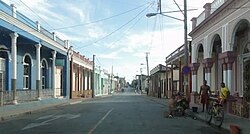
[183,0,188,94]
[92,55,95,98]
[110,65,113,94]
[158,0,162,13]
[140,68,142,93]
[146,52,150,77]
[146,52,150,95]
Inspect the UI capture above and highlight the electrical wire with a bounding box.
[51,2,151,31]
[18,0,55,31]
[101,6,149,54]
[76,1,154,49]
[173,0,184,15]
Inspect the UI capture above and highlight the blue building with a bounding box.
[0,2,70,105]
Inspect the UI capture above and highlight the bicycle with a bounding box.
[204,97,224,127]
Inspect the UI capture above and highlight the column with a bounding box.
[10,33,18,104]
[190,63,200,105]
[36,44,41,100]
[223,63,227,84]
[52,51,57,98]
[78,65,80,92]
[219,51,237,93]
[204,68,208,83]
[203,58,214,87]
[178,59,182,92]
[69,57,73,99]
[83,67,85,90]
[190,63,200,93]
[227,63,233,93]
[170,63,173,96]
[207,68,211,87]
[86,69,89,90]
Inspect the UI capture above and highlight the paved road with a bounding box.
[0,87,229,134]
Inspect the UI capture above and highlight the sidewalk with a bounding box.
[147,96,250,134]
[0,95,110,121]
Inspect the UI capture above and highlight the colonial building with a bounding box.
[149,64,166,98]
[189,0,250,118]
[0,2,70,106]
[165,45,187,99]
[70,51,93,99]
[100,69,110,95]
[94,65,101,96]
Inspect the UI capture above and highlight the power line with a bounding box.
[50,2,151,31]
[173,0,184,15]
[76,1,154,49]
[98,6,148,54]
[95,56,103,67]
[18,0,55,31]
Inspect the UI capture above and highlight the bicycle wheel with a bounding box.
[205,106,212,124]
[213,105,224,127]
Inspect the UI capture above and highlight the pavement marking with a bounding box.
[22,114,81,130]
[70,101,82,105]
[36,114,54,120]
[87,108,113,134]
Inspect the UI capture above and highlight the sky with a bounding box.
[2,0,213,83]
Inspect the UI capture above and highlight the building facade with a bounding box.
[0,2,70,106]
[70,51,93,99]
[189,0,250,118]
[100,69,110,95]
[165,44,190,99]
[149,64,166,98]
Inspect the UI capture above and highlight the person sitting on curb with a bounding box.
[167,95,176,118]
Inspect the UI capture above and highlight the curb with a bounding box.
[0,95,111,122]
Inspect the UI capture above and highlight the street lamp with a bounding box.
[146,0,188,93]
[146,13,183,22]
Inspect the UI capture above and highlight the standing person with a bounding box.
[199,80,211,112]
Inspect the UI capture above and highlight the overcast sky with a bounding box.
[2,0,214,82]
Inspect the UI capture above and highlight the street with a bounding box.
[0,87,229,134]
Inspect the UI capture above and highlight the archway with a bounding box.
[196,44,204,90]
[232,19,250,97]
[23,54,32,89]
[211,34,222,93]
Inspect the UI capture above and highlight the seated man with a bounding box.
[166,95,176,117]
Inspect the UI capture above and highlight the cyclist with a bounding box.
[219,82,230,106]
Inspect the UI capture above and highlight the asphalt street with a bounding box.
[0,87,229,134]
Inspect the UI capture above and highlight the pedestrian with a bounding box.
[199,80,211,112]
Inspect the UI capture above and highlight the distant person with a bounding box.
[199,80,211,112]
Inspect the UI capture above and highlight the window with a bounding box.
[23,64,30,89]
[23,55,31,89]
[41,60,47,89]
